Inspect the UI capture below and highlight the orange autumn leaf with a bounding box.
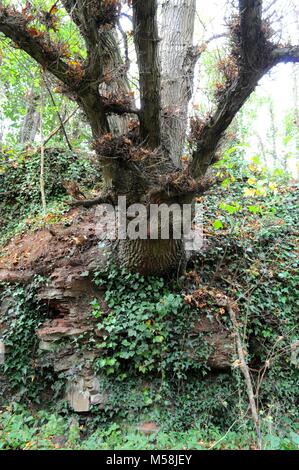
[49,5,58,16]
[27,27,45,38]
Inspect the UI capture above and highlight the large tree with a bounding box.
[0,0,298,276]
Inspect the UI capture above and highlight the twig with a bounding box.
[227,301,262,450]
[40,107,79,149]
[206,33,229,44]
[42,74,73,151]
[208,419,241,450]
[40,86,46,213]
[255,325,298,410]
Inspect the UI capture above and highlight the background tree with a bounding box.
[0,0,298,276]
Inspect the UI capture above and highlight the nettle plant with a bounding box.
[92,266,211,379]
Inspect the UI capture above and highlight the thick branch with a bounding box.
[103,103,140,116]
[0,5,110,138]
[132,0,161,148]
[98,29,135,137]
[61,0,105,78]
[69,194,113,208]
[63,2,133,137]
[239,0,263,69]
[0,7,74,88]
[190,69,264,177]
[271,45,299,64]
[76,89,109,139]
[190,1,299,179]
[61,0,100,44]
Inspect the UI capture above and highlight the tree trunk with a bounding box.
[104,0,199,275]
[116,238,186,277]
[1,1,299,277]
[19,91,40,146]
[160,0,197,167]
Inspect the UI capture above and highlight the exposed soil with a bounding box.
[0,207,108,283]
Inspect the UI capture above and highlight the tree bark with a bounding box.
[98,29,134,137]
[160,0,198,167]
[132,0,161,148]
[116,238,186,277]
[19,91,40,146]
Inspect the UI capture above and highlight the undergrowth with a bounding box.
[0,276,57,404]
[0,404,298,450]
[0,148,298,449]
[0,147,99,247]
[91,267,211,379]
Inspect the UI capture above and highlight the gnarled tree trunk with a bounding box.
[1,0,299,276]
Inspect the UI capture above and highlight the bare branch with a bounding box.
[63,1,134,137]
[43,74,73,151]
[41,107,79,148]
[271,45,299,64]
[227,302,262,449]
[69,194,113,208]
[132,0,161,148]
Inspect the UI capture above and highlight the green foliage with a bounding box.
[0,147,99,246]
[0,144,297,448]
[0,405,298,450]
[0,1,88,149]
[91,374,244,432]
[92,266,211,379]
[0,404,78,450]
[87,149,298,437]
[208,147,291,232]
[196,150,299,420]
[0,277,56,402]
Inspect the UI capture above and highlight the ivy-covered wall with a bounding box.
[0,148,298,443]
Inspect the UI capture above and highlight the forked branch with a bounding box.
[190,0,299,179]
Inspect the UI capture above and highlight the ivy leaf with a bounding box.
[153,335,164,343]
